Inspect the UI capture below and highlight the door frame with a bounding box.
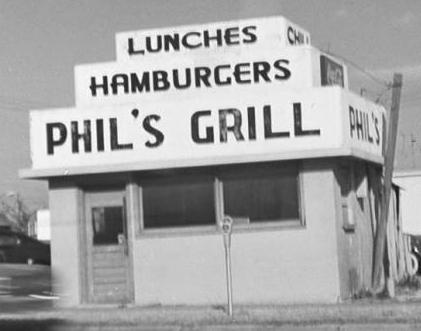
[81,185,135,305]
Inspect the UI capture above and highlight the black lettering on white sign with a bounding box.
[191,110,214,143]
[88,59,291,97]
[143,115,164,147]
[349,106,380,145]
[127,25,258,56]
[46,118,135,155]
[190,103,321,144]
[46,123,67,155]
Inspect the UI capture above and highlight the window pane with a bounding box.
[223,171,299,222]
[92,206,123,245]
[143,178,215,228]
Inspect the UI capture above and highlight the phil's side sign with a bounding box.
[27,87,384,176]
[115,16,311,61]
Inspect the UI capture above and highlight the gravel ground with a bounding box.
[2,301,421,326]
[2,264,421,329]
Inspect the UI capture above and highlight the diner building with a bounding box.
[20,16,393,306]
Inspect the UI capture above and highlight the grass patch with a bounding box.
[397,275,421,291]
[352,288,374,299]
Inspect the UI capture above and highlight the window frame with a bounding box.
[136,162,305,237]
[217,163,305,231]
[138,173,219,236]
[91,205,125,246]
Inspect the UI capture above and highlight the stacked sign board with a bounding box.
[74,47,347,107]
[114,16,312,61]
[23,16,384,177]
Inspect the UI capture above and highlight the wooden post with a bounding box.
[372,73,403,292]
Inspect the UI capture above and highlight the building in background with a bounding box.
[0,214,15,231]
[28,209,51,242]
[394,171,421,235]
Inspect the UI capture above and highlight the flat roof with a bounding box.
[20,147,383,179]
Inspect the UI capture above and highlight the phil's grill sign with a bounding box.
[23,16,382,178]
[29,87,384,173]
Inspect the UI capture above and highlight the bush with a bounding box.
[397,275,421,291]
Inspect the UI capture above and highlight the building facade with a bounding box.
[20,16,392,306]
[40,157,382,306]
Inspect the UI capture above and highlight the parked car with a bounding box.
[0,229,50,265]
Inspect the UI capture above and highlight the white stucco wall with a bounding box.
[49,186,82,306]
[48,162,342,306]
[132,163,341,305]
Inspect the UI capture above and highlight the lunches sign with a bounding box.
[115,16,311,61]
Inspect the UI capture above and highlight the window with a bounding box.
[92,206,124,245]
[222,168,300,224]
[139,162,303,232]
[142,176,215,229]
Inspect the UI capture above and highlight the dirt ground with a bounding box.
[2,264,421,330]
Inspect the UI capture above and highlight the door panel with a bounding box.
[85,190,131,304]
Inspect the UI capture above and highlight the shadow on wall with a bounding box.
[349,268,359,296]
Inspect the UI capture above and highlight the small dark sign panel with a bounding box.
[320,55,344,87]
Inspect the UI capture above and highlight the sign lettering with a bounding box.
[127,26,258,56]
[115,16,311,61]
[75,47,328,107]
[29,87,384,172]
[88,59,291,98]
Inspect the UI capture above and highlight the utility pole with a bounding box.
[372,73,403,292]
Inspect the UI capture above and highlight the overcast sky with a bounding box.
[0,0,420,208]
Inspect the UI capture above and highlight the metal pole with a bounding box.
[221,216,233,317]
[224,238,233,317]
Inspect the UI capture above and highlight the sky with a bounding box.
[0,0,420,209]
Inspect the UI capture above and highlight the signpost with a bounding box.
[372,73,403,293]
[221,216,233,317]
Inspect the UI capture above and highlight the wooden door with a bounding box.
[85,190,132,304]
